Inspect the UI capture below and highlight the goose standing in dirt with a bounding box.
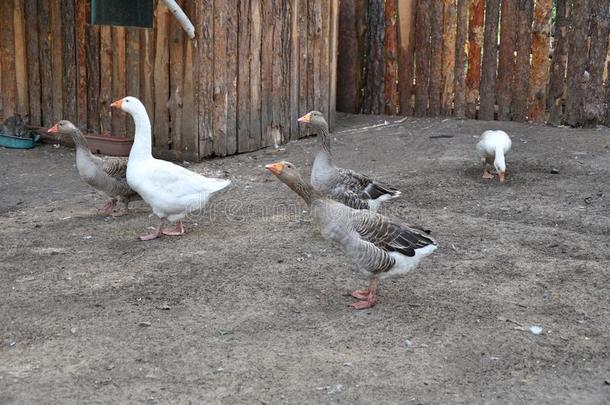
[111,97,230,240]
[48,120,140,216]
[266,161,437,309]
[298,111,401,212]
[476,130,512,183]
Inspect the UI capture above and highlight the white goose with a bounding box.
[476,130,512,183]
[111,96,230,240]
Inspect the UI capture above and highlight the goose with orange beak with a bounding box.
[265,160,437,310]
[111,96,231,240]
[48,120,140,216]
[476,130,512,183]
[297,111,401,212]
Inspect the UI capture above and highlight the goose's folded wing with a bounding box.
[143,160,230,197]
[100,157,129,179]
[337,168,399,200]
[337,168,372,192]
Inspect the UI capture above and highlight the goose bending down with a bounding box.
[476,130,512,183]
[111,96,231,240]
[298,111,401,212]
[48,120,140,216]
[266,161,437,309]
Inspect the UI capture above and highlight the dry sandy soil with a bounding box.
[1,114,609,404]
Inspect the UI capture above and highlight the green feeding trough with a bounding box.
[91,0,154,28]
[0,133,39,149]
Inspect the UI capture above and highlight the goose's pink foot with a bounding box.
[97,199,116,214]
[161,221,185,236]
[482,170,495,180]
[351,290,370,300]
[139,227,162,241]
[349,278,379,310]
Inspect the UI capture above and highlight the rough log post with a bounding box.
[511,0,534,122]
[453,0,468,118]
[397,0,416,115]
[583,0,610,126]
[465,0,484,118]
[527,0,552,123]
[428,1,443,116]
[363,0,386,114]
[24,0,41,125]
[414,0,431,116]
[336,0,366,113]
[605,60,610,125]
[478,0,500,121]
[547,0,569,125]
[565,0,591,126]
[14,0,28,115]
[384,0,399,115]
[441,0,457,117]
[496,0,516,121]
[0,0,16,119]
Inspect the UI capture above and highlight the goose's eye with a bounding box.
[125,99,130,103]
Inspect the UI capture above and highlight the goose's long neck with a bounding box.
[70,130,90,152]
[287,177,322,207]
[317,123,332,155]
[494,145,505,169]
[129,108,153,161]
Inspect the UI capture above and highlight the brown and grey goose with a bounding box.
[298,111,401,212]
[48,120,140,216]
[266,161,437,309]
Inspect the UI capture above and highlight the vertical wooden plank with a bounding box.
[318,0,330,119]
[465,0,484,118]
[414,0,431,116]
[496,0,517,121]
[181,0,197,159]
[169,0,185,151]
[99,26,113,134]
[125,27,140,137]
[153,4,170,149]
[140,29,155,127]
[111,27,126,136]
[261,0,275,147]
[289,0,299,138]
[50,0,63,121]
[38,0,53,126]
[565,0,590,126]
[336,0,366,114]
[250,0,263,147]
[384,0,399,115]
[441,0,457,117]
[282,0,293,137]
[428,1,443,116]
[362,0,385,114]
[196,0,214,158]
[75,0,87,128]
[226,0,238,155]
[0,0,17,119]
[306,0,315,117]
[397,0,416,115]
[527,0,552,123]
[547,0,569,125]
[583,0,610,126]
[213,0,228,156]
[298,0,309,136]
[605,60,610,125]
[14,0,28,115]
[328,0,339,129]
[511,0,534,122]
[24,0,40,125]
[86,25,100,133]
[478,0,500,121]
[311,0,322,116]
[237,0,252,151]
[453,0,468,118]
[61,0,77,123]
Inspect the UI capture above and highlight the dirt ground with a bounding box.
[1,114,609,404]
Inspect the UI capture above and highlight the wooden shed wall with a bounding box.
[0,0,338,160]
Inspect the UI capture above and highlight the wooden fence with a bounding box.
[337,0,610,127]
[0,0,338,161]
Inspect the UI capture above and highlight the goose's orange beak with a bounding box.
[297,112,312,123]
[48,123,60,134]
[265,162,284,175]
[498,172,506,183]
[110,98,124,109]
